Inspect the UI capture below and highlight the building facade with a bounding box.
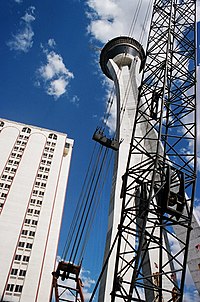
[0,118,73,302]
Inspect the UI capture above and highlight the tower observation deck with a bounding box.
[100,36,145,80]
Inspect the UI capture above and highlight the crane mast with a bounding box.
[109,0,197,301]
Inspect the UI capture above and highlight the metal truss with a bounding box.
[111,0,196,301]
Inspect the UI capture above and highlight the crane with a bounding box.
[97,0,198,301]
[51,0,198,301]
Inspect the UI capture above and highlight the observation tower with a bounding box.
[98,36,145,301]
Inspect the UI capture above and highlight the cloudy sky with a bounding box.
[0,0,200,301]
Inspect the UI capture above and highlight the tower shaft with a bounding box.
[98,37,145,301]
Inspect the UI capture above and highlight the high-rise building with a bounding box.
[0,118,73,302]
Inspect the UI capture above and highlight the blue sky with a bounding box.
[0,0,200,301]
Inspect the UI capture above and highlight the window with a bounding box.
[48,133,57,140]
[5,184,10,189]
[32,220,38,226]
[39,191,44,196]
[11,268,18,275]
[25,219,31,224]
[8,176,14,180]
[28,209,33,214]
[45,168,49,172]
[29,231,35,237]
[19,270,26,277]
[22,127,31,133]
[1,193,7,198]
[22,256,29,262]
[34,210,40,215]
[0,183,4,188]
[33,190,38,194]
[18,242,25,248]
[30,199,36,204]
[37,174,42,178]
[6,284,14,292]
[22,230,28,235]
[0,121,4,127]
[35,182,40,186]
[15,285,23,292]
[15,255,22,261]
[37,200,42,205]
[26,243,32,249]
[41,183,46,187]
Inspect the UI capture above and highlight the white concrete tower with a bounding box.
[0,118,73,302]
[98,36,145,301]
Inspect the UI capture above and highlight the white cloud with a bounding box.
[47,77,69,97]
[39,52,73,81]
[80,268,95,301]
[7,6,35,53]
[86,0,152,44]
[14,0,23,3]
[48,38,56,48]
[70,95,80,107]
[37,43,74,99]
